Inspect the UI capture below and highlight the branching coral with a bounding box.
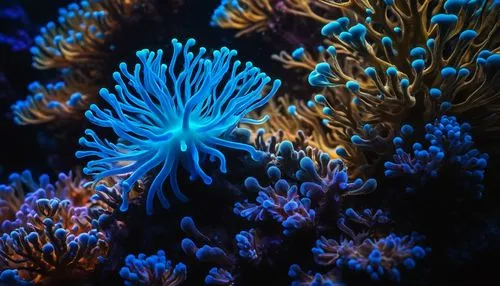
[211,0,337,38]
[216,0,499,176]
[309,208,425,282]
[235,141,376,235]
[234,177,317,235]
[312,232,427,282]
[119,250,187,285]
[12,0,147,125]
[385,115,488,197]
[0,198,109,284]
[76,38,281,215]
[0,169,93,232]
[211,0,275,37]
[11,75,93,125]
[205,267,236,285]
[30,0,136,70]
[235,228,260,262]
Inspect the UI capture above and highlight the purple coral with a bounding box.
[205,267,235,285]
[312,233,428,282]
[385,116,488,197]
[235,229,259,261]
[234,178,316,235]
[289,264,343,286]
[119,250,187,285]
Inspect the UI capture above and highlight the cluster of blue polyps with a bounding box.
[385,115,488,197]
[119,250,187,285]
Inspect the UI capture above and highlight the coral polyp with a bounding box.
[120,250,187,285]
[77,38,281,214]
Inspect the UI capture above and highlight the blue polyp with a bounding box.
[345,80,360,93]
[337,17,350,29]
[309,70,332,87]
[288,105,297,115]
[339,32,353,43]
[458,68,470,78]
[336,147,347,157]
[431,14,459,26]
[426,38,435,50]
[349,23,367,41]
[368,249,382,264]
[459,29,478,41]
[476,50,490,59]
[315,62,332,75]
[77,39,281,214]
[486,54,500,68]
[400,78,409,89]
[327,46,336,57]
[403,258,416,269]
[381,36,393,52]
[323,107,333,116]
[411,59,425,72]
[386,67,398,76]
[429,88,442,98]
[444,0,467,13]
[292,47,305,60]
[401,124,414,136]
[321,21,342,36]
[412,246,426,258]
[410,47,426,59]
[364,67,377,78]
[393,136,404,146]
[441,67,457,79]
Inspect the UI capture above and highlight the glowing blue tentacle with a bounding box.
[184,47,207,100]
[190,142,212,184]
[183,61,214,130]
[169,165,188,202]
[139,50,177,121]
[146,150,174,214]
[239,115,270,125]
[208,137,260,160]
[113,71,154,112]
[198,142,227,173]
[245,79,282,110]
[130,59,166,121]
[120,151,164,195]
[92,161,142,182]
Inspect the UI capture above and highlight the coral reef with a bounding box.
[0,198,109,283]
[11,0,149,125]
[0,0,498,285]
[216,0,499,176]
[385,115,488,197]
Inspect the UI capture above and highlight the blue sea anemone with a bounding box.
[76,38,281,214]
